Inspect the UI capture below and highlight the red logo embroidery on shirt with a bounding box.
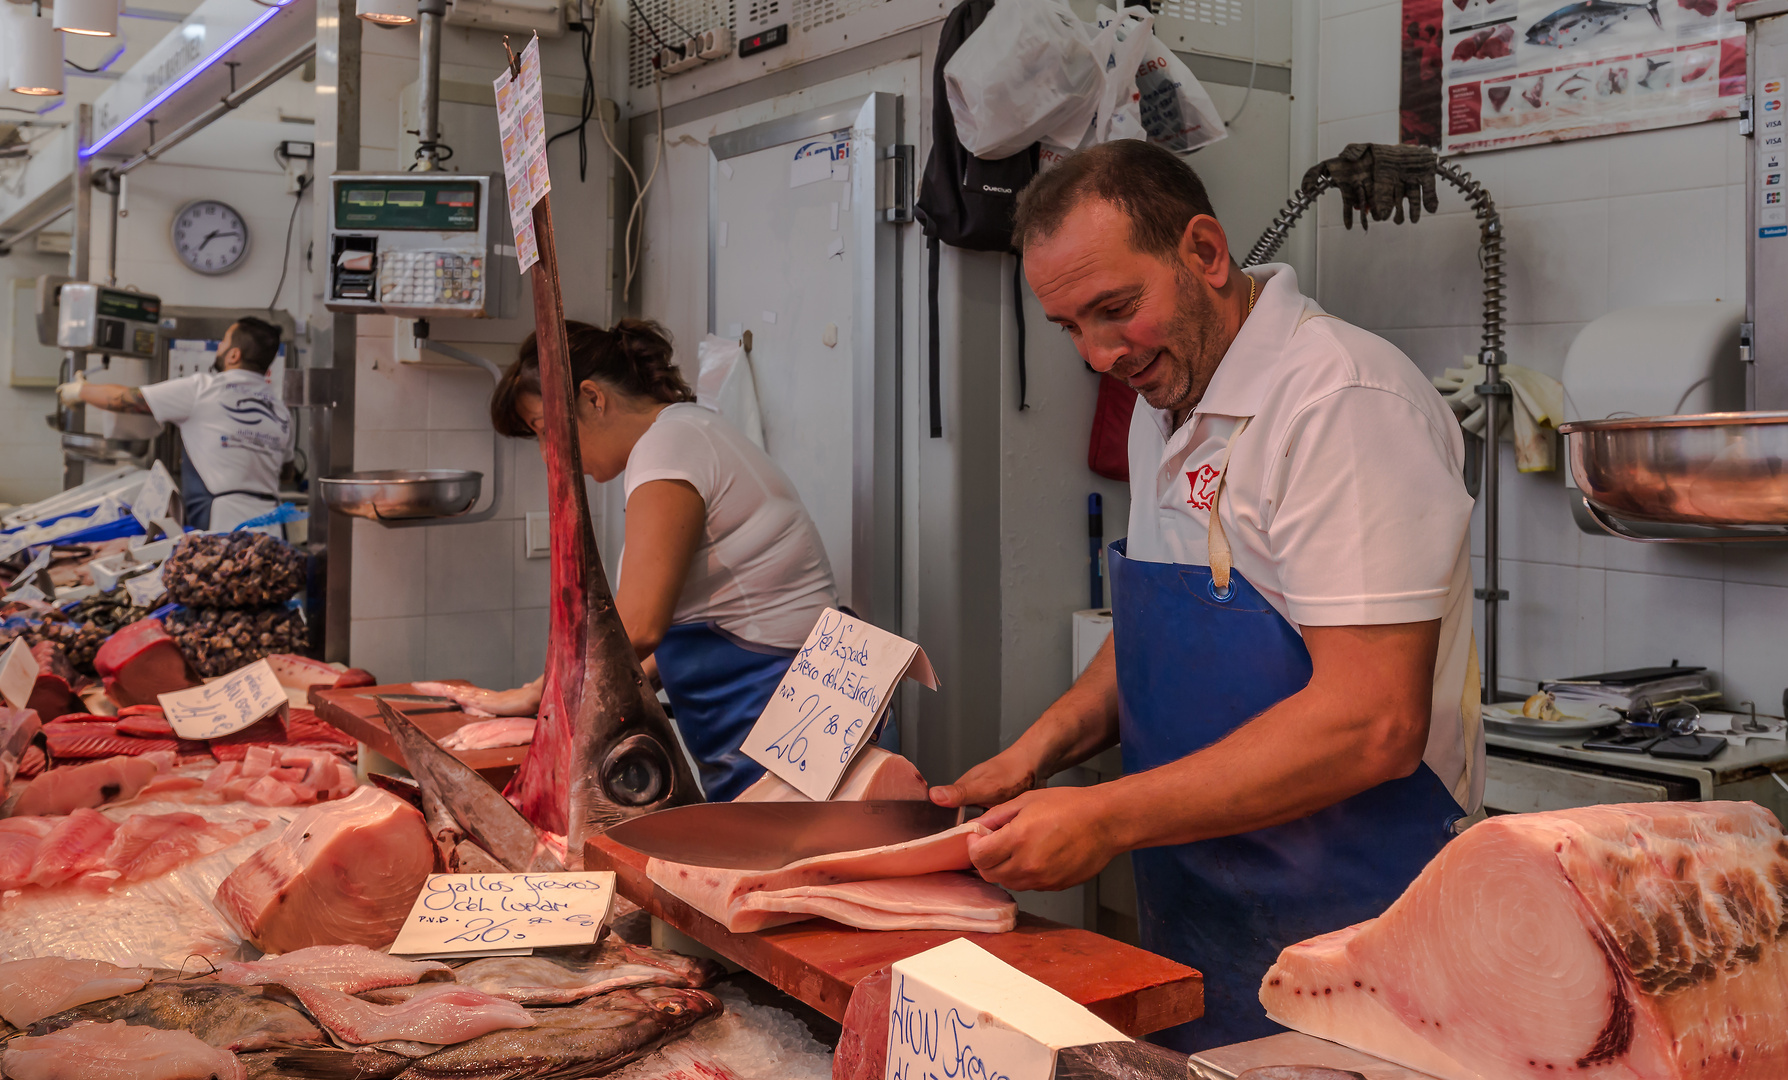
[1186,464,1220,510]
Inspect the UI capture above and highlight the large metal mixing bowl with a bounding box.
[1559,413,1788,537]
[318,469,483,521]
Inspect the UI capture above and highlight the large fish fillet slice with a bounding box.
[0,958,150,1027]
[646,821,997,932]
[1261,801,1788,1080]
[213,945,452,995]
[6,754,162,816]
[2,1019,245,1080]
[502,202,700,854]
[280,982,533,1048]
[733,871,1017,933]
[214,787,432,953]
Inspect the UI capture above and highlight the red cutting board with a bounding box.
[309,681,528,788]
[585,832,1203,1036]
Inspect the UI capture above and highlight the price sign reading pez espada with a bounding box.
[158,658,286,740]
[742,608,938,800]
[389,872,616,957]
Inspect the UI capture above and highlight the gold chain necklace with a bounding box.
[1246,272,1258,314]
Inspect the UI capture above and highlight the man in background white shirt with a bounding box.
[60,317,292,531]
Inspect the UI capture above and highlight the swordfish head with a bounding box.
[500,206,703,864]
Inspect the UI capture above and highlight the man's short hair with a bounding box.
[1012,141,1219,259]
[229,317,281,374]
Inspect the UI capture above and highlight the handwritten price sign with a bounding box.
[884,940,1129,1080]
[158,658,287,740]
[741,608,937,800]
[390,872,616,957]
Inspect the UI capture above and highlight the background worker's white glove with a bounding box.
[1432,360,1564,472]
[55,371,87,408]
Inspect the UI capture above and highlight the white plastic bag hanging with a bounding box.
[695,334,766,450]
[1086,6,1156,147]
[1126,15,1226,152]
[944,0,1103,159]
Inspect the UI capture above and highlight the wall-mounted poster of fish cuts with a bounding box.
[1399,0,1745,153]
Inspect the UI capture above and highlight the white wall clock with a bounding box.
[170,199,250,276]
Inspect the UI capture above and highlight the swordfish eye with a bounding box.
[601,734,672,806]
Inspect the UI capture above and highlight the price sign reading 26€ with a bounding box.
[741,608,938,800]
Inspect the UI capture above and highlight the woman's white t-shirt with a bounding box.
[622,403,838,649]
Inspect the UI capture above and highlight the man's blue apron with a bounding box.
[1109,416,1461,1052]
[654,619,903,802]
[180,456,273,531]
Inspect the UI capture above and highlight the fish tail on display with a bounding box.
[374,698,563,873]
[499,193,701,857]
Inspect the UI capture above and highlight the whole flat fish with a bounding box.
[1525,0,1660,46]
[501,223,701,853]
[274,985,722,1080]
[362,941,722,1007]
[27,982,327,1052]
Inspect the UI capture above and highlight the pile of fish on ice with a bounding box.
[0,942,727,1079]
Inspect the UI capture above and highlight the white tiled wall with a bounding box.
[1317,1,1787,711]
[346,316,552,689]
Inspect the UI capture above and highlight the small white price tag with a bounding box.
[132,463,178,528]
[741,608,937,801]
[885,940,1129,1080]
[158,658,287,739]
[124,569,166,607]
[0,637,39,710]
[389,872,615,957]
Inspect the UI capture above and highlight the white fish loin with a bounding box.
[1261,801,1788,1080]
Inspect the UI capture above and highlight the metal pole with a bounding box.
[64,104,95,491]
[415,0,445,171]
[105,173,121,286]
[105,42,316,179]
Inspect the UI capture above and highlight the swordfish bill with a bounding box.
[374,697,563,873]
[500,191,701,856]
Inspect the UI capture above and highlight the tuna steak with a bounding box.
[501,197,700,855]
[1260,801,1788,1080]
[214,787,432,953]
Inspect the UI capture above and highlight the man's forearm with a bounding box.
[79,384,152,414]
[1093,621,1440,852]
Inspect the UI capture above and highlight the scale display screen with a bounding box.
[335,180,481,231]
[96,288,160,323]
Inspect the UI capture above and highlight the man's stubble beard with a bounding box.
[1136,267,1226,416]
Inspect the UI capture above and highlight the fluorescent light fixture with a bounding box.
[83,0,294,157]
[55,0,121,37]
[5,5,66,96]
[356,0,416,25]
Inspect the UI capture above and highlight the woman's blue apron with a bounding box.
[653,619,901,802]
[1108,415,1461,1052]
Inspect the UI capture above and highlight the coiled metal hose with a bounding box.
[1242,158,1506,366]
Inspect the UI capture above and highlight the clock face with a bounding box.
[171,200,250,276]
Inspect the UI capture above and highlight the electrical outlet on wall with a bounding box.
[525,512,551,558]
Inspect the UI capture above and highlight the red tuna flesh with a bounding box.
[93,618,200,707]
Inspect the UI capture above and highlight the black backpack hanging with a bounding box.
[914,0,1040,436]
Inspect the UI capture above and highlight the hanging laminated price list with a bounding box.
[493,35,550,272]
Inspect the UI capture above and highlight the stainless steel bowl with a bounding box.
[1559,412,1788,531]
[318,469,483,521]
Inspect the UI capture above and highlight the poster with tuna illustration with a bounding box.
[1400,0,1745,153]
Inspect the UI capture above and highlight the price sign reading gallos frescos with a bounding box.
[741,608,938,801]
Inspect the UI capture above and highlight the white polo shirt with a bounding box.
[1125,264,1483,812]
[140,369,293,529]
[622,402,839,650]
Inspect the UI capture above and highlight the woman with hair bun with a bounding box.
[436,318,840,801]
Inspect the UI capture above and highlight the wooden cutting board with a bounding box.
[585,832,1203,1040]
[309,681,528,788]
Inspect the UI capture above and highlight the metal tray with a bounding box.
[318,469,482,521]
[1560,412,1788,540]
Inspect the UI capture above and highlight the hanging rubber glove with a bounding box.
[1368,143,1441,225]
[55,371,88,408]
[1301,143,1374,230]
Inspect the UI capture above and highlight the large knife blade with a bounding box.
[605,800,960,870]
